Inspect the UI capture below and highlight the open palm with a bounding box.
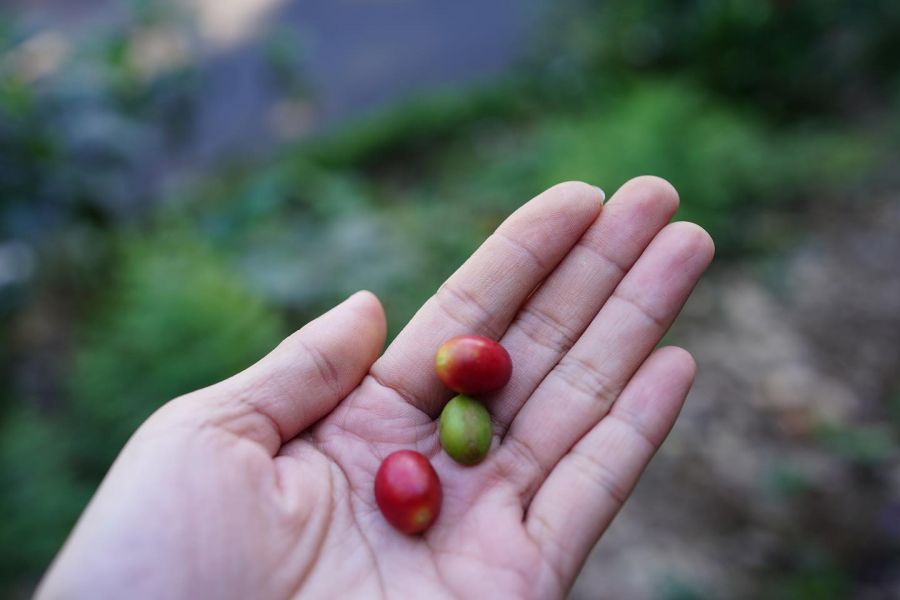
[39,178,714,599]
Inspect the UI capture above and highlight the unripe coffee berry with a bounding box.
[439,394,492,465]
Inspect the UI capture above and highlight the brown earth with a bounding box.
[572,194,900,599]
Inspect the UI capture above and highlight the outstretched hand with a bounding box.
[38,178,714,599]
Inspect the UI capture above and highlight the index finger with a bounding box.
[370,182,604,416]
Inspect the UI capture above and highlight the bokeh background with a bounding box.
[2,1,900,597]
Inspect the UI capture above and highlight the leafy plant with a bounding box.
[549,0,900,117]
[67,233,283,476]
[0,410,90,583]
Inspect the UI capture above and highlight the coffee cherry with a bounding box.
[374,450,442,534]
[439,394,492,465]
[434,335,512,395]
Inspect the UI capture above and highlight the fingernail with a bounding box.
[592,186,606,203]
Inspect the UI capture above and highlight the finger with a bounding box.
[178,291,387,454]
[371,182,604,416]
[525,347,696,592]
[499,222,713,498]
[491,176,679,430]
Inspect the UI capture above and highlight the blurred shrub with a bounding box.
[374,81,875,256]
[535,82,780,229]
[67,234,283,475]
[1,222,285,583]
[0,410,90,584]
[0,10,196,246]
[814,422,897,467]
[168,159,429,338]
[534,82,875,252]
[765,553,852,600]
[304,80,535,170]
[551,0,900,117]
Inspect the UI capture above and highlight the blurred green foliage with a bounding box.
[365,80,874,256]
[551,0,900,118]
[67,234,284,475]
[766,554,853,600]
[1,233,282,581]
[0,410,90,583]
[658,578,709,600]
[814,422,897,467]
[2,0,900,594]
[0,6,195,244]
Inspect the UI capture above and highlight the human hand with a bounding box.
[38,178,714,599]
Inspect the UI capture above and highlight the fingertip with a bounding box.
[346,290,388,347]
[516,181,604,241]
[617,346,697,428]
[652,222,716,276]
[546,180,606,207]
[669,221,715,261]
[347,289,383,317]
[616,175,680,215]
[624,174,680,203]
[655,345,697,382]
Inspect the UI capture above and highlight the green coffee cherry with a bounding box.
[439,395,492,465]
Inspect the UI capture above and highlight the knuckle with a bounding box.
[515,304,579,355]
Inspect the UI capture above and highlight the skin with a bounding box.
[37,177,714,599]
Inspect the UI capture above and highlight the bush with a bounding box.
[0,233,284,585]
[0,410,90,584]
[549,0,900,117]
[67,233,284,476]
[378,80,876,256]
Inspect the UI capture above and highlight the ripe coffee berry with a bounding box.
[434,335,512,395]
[374,450,442,534]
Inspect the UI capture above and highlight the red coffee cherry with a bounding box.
[435,335,512,395]
[374,450,442,534]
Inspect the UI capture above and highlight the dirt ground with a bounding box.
[571,193,900,599]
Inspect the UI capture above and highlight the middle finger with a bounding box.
[488,176,680,431]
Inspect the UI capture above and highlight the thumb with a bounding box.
[178,291,387,453]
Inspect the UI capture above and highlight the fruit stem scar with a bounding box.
[414,507,432,526]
